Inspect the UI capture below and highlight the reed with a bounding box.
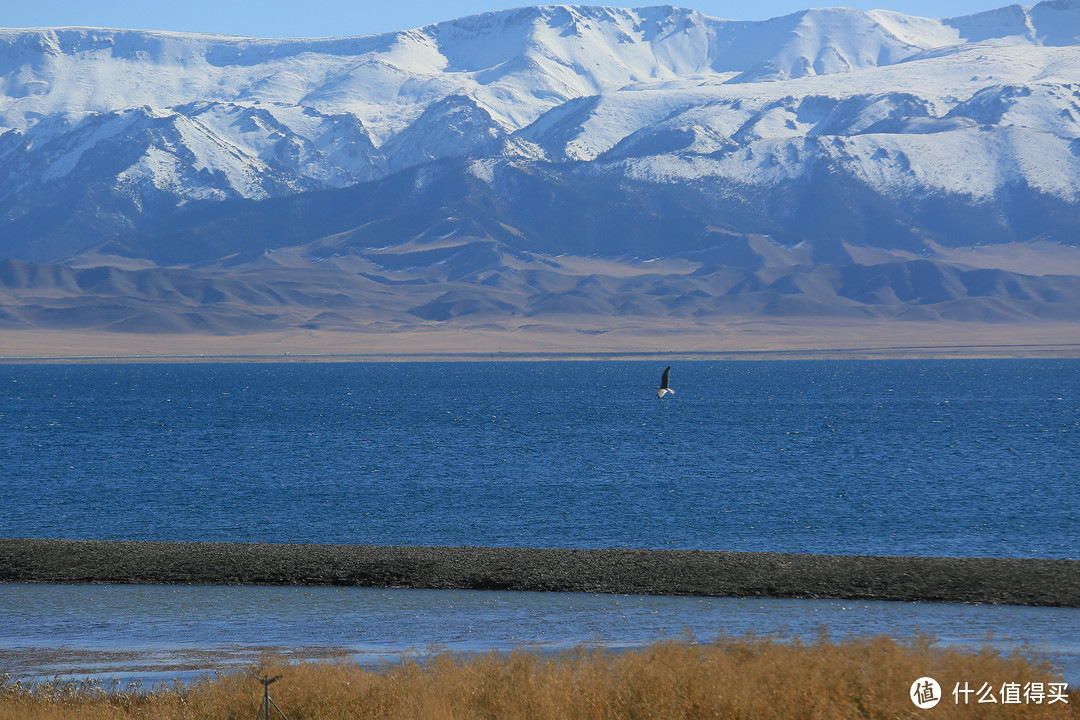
[1,633,1075,719]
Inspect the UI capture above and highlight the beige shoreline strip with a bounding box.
[3,344,1080,364]
[1,539,1076,607]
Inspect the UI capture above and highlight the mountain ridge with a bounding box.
[1,3,1080,345]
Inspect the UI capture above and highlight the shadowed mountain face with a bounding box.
[1,4,1080,335]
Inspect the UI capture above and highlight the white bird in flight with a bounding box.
[656,366,674,398]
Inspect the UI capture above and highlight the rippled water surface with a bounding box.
[2,360,1077,556]
[1,360,1077,682]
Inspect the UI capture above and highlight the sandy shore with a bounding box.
[2,321,1079,362]
[1,539,1076,607]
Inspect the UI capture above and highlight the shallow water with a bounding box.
[1,583,1077,687]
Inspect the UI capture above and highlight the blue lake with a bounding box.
[1,359,1076,556]
[0,359,1077,683]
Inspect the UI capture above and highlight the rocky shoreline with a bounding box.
[1,539,1077,607]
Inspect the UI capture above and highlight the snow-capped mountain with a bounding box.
[1,3,1080,336]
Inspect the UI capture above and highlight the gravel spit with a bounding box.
[1,539,1076,606]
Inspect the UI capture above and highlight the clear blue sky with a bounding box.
[6,1,1020,38]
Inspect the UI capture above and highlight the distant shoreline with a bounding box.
[3,343,1080,364]
[2,319,1079,363]
[2,539,1077,607]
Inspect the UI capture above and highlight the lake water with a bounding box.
[0,360,1077,683]
[2,582,1078,687]
[2,359,1077,555]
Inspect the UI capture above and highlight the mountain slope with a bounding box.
[1,3,1080,341]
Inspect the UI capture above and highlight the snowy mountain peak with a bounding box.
[4,3,1079,133]
[941,0,1080,44]
[1,2,1079,271]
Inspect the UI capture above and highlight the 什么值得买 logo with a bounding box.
[911,677,1070,709]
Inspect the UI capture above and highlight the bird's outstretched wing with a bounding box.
[657,366,674,397]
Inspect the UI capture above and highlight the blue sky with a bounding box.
[7,1,1018,38]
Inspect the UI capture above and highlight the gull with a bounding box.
[656,366,674,398]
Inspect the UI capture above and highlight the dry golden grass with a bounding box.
[1,634,1076,720]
